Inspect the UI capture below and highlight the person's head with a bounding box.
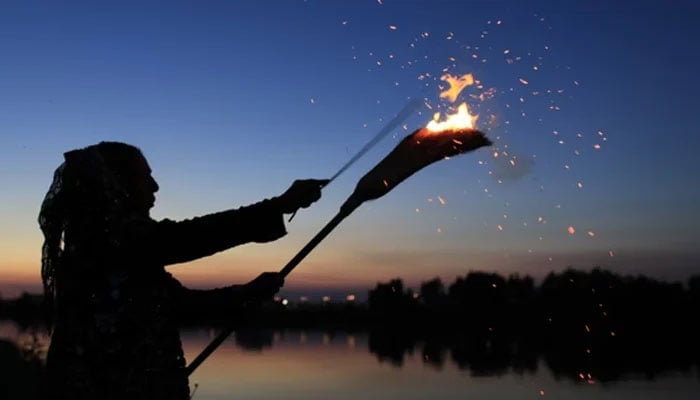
[90,141,160,213]
[38,141,159,309]
[60,141,159,216]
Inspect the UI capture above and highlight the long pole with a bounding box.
[187,103,419,376]
[186,201,361,376]
[287,99,419,221]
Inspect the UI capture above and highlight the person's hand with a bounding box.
[276,179,329,214]
[243,272,284,302]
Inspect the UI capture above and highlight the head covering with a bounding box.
[38,142,142,314]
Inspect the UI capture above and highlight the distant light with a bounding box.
[299,296,308,303]
[322,296,331,303]
[346,294,356,302]
[273,296,282,303]
[281,299,288,306]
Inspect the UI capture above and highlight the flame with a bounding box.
[439,73,474,103]
[425,102,478,132]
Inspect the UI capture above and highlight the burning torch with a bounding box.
[186,100,491,375]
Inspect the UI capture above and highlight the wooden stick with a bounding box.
[187,201,360,376]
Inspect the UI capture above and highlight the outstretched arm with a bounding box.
[130,179,327,266]
[176,272,284,318]
[154,199,287,266]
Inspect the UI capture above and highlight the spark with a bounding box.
[609,250,615,257]
[310,98,315,104]
[587,231,595,237]
[519,77,529,85]
[593,144,601,150]
[438,196,446,205]
[577,182,583,189]
[497,225,503,231]
[568,226,576,235]
[389,25,397,30]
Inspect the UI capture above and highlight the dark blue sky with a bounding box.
[1,0,699,297]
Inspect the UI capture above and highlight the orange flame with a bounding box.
[439,73,474,103]
[425,102,478,132]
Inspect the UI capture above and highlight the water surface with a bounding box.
[2,322,698,399]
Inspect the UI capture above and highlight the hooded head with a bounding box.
[38,141,159,310]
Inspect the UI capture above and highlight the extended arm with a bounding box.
[154,199,286,266]
[127,179,327,266]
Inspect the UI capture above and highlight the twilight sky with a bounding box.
[1,0,699,299]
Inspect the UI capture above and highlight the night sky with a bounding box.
[1,0,699,299]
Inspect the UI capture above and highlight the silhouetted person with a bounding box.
[38,141,327,400]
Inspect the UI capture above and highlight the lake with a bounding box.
[2,322,699,399]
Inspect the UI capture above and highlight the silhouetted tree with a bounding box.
[368,279,416,317]
[448,272,507,327]
[419,277,446,309]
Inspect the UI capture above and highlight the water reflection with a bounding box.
[2,322,700,400]
[180,326,700,384]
